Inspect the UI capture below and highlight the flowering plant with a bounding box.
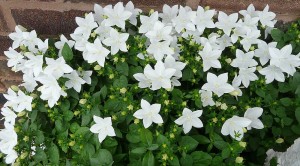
[1,2,300,165]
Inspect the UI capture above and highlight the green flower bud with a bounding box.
[94,65,101,71]
[276,138,284,144]
[235,157,243,164]
[11,85,19,91]
[79,99,87,105]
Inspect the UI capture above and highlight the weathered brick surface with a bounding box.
[66,0,184,6]
[0,94,4,129]
[0,9,9,32]
[0,36,11,56]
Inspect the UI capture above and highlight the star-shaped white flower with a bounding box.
[90,115,116,143]
[144,61,176,90]
[231,49,257,69]
[258,5,276,27]
[55,34,75,56]
[24,52,43,77]
[103,2,132,29]
[1,107,17,126]
[4,149,18,164]
[78,70,93,84]
[102,29,129,55]
[133,73,152,89]
[36,74,67,108]
[192,6,215,33]
[259,65,285,84]
[199,42,222,72]
[133,99,163,128]
[240,30,261,51]
[147,41,174,61]
[215,11,238,35]
[244,107,264,130]
[199,90,215,107]
[221,116,252,141]
[4,48,24,68]
[239,4,259,18]
[44,57,73,79]
[63,70,86,92]
[125,1,141,26]
[21,73,38,92]
[3,89,33,112]
[139,11,159,33]
[74,12,98,38]
[172,6,196,33]
[0,123,18,155]
[269,44,300,75]
[145,21,173,43]
[164,55,186,78]
[175,108,203,134]
[159,4,178,25]
[8,25,27,49]
[93,4,105,23]
[83,38,110,67]
[233,67,258,88]
[254,41,277,66]
[201,72,234,97]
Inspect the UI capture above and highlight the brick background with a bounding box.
[0,0,299,128]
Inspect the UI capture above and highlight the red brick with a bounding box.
[61,10,88,35]
[0,93,4,129]
[0,36,12,57]
[0,9,9,32]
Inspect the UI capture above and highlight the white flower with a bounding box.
[93,4,104,23]
[8,25,26,49]
[164,55,186,78]
[125,1,141,26]
[258,5,276,27]
[1,107,17,126]
[144,61,176,90]
[146,41,174,61]
[172,6,196,33]
[4,48,24,68]
[54,34,75,56]
[269,44,300,75]
[102,29,129,55]
[35,38,48,54]
[231,26,248,44]
[139,11,159,33]
[233,67,258,88]
[254,41,277,66]
[192,6,215,33]
[0,124,18,155]
[231,49,257,69]
[133,73,152,88]
[103,2,132,29]
[83,38,110,67]
[239,4,259,18]
[44,57,73,79]
[175,108,203,134]
[216,34,232,50]
[199,42,222,71]
[215,11,238,35]
[94,24,113,41]
[21,73,38,92]
[36,74,66,108]
[24,52,43,77]
[199,90,215,107]
[259,65,285,84]
[240,30,261,51]
[74,12,97,38]
[78,70,93,84]
[63,70,86,92]
[221,116,252,141]
[90,116,116,143]
[244,107,264,130]
[70,33,89,52]
[201,72,234,97]
[200,33,221,50]
[159,4,178,25]
[5,149,18,164]
[133,99,163,128]
[3,89,33,112]
[238,14,259,32]
[145,21,173,43]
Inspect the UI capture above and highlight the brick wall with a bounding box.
[0,0,299,128]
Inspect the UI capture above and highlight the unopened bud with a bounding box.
[276,138,284,144]
[11,85,19,92]
[20,152,28,159]
[235,157,243,164]
[69,141,75,147]
[94,65,101,71]
[239,141,247,148]
[18,111,26,117]
[225,58,232,64]
[79,99,87,105]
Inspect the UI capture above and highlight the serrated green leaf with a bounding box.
[62,43,73,61]
[48,143,59,164]
[142,151,155,166]
[116,62,129,76]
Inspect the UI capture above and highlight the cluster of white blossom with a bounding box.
[1,1,300,164]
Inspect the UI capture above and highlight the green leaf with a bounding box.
[126,133,140,143]
[131,147,147,154]
[99,85,108,100]
[48,143,59,164]
[34,147,47,163]
[30,109,38,122]
[61,100,70,111]
[103,138,118,148]
[280,98,293,106]
[182,67,193,81]
[55,120,63,132]
[291,125,300,135]
[180,154,193,166]
[35,130,45,144]
[81,112,92,126]
[142,151,155,166]
[113,75,128,88]
[168,156,180,166]
[140,128,153,145]
[295,107,300,123]
[116,62,129,76]
[147,144,159,151]
[192,135,210,144]
[191,151,212,165]
[221,148,231,159]
[63,110,74,122]
[271,29,284,41]
[90,149,113,166]
[104,99,122,111]
[62,43,73,61]
[179,136,199,152]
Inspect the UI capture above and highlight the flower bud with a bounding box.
[276,138,284,144]
[20,152,28,159]
[239,141,247,148]
[235,157,243,164]
[69,141,76,147]
[23,136,29,142]
[18,111,26,117]
[94,65,101,71]
[134,119,140,124]
[149,9,154,15]
[79,99,87,105]
[120,88,127,94]
[256,66,262,71]
[11,85,19,92]
[225,58,232,64]
[74,111,80,116]
[204,6,210,11]
[220,103,228,110]
[242,127,247,133]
